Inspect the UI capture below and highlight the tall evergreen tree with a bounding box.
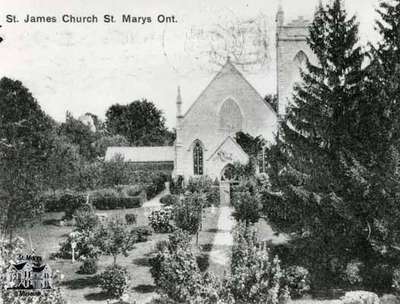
[264,0,373,286]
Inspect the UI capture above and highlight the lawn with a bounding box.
[16,204,221,304]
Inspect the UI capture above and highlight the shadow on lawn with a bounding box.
[132,257,151,267]
[84,291,109,301]
[42,219,60,226]
[62,276,98,290]
[133,284,156,293]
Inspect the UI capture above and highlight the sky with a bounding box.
[0,0,381,127]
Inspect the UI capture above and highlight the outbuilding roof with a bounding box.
[105,146,174,163]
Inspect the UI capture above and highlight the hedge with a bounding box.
[92,196,143,210]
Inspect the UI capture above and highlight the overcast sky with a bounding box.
[0,0,381,127]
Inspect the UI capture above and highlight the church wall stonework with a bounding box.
[175,60,277,180]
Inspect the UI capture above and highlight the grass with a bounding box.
[15,203,222,304]
[15,203,354,304]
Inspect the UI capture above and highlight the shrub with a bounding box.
[205,186,220,207]
[284,266,310,298]
[229,222,288,304]
[57,229,100,260]
[231,190,262,225]
[160,194,178,207]
[61,193,86,220]
[173,192,205,244]
[125,213,137,225]
[98,265,130,298]
[170,175,184,195]
[343,261,363,287]
[93,196,143,210]
[150,229,191,286]
[133,226,152,242]
[1,288,67,304]
[74,203,99,231]
[79,257,98,274]
[148,209,174,233]
[393,268,400,295]
[185,176,214,194]
[155,247,202,302]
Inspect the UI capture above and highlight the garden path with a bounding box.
[208,205,235,266]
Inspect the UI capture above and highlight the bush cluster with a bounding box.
[148,209,174,233]
[160,194,179,207]
[125,213,137,225]
[79,257,98,274]
[98,265,130,298]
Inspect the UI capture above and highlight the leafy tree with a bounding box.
[173,192,205,245]
[0,77,54,239]
[264,94,278,112]
[265,0,372,285]
[44,135,81,192]
[231,180,262,226]
[92,134,129,158]
[101,153,129,187]
[97,217,138,265]
[59,111,98,160]
[105,99,174,146]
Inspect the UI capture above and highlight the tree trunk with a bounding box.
[113,255,117,266]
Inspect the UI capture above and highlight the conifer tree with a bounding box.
[264,0,373,285]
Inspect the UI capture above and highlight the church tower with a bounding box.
[276,6,313,116]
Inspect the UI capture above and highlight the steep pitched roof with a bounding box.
[105,146,174,162]
[183,59,276,120]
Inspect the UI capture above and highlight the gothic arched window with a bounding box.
[293,50,308,68]
[193,141,204,175]
[219,98,243,133]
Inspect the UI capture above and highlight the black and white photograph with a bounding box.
[0,0,399,303]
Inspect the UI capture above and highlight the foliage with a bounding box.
[92,134,129,158]
[173,192,204,240]
[57,228,100,260]
[1,288,67,304]
[0,77,54,238]
[393,268,400,296]
[74,203,100,231]
[148,209,174,233]
[264,94,278,113]
[101,154,130,188]
[61,193,87,220]
[283,266,310,298]
[98,264,130,298]
[231,179,262,225]
[132,226,152,242]
[235,131,264,159]
[185,176,220,207]
[105,99,174,146]
[343,261,363,287]
[263,0,400,289]
[154,246,202,302]
[79,257,98,274]
[0,236,25,268]
[59,111,98,160]
[96,217,139,265]
[170,175,184,195]
[150,229,192,286]
[160,194,179,207]
[125,213,137,225]
[228,222,289,304]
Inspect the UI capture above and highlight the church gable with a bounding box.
[181,59,277,141]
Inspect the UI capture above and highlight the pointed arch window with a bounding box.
[219,98,243,132]
[293,50,308,68]
[193,141,204,175]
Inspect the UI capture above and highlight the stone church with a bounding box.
[106,6,313,181]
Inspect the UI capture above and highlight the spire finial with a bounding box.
[276,2,284,27]
[177,85,182,104]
